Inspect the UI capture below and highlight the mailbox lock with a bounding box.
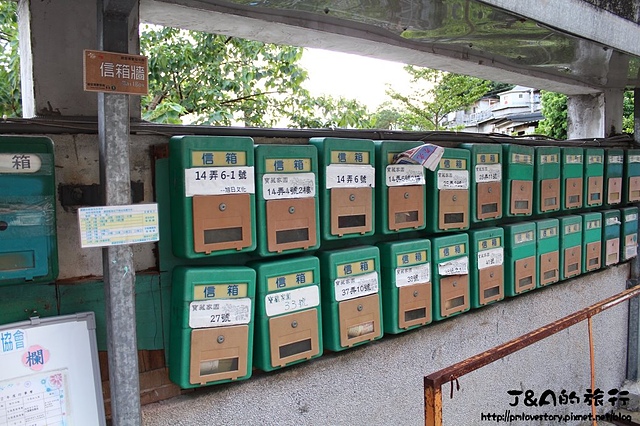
[489,272,494,278]
[0,221,7,231]
[524,263,528,269]
[217,335,225,344]
[488,187,492,194]
[572,182,576,187]
[404,192,410,199]
[289,206,295,214]
[357,304,363,312]
[453,281,457,287]
[520,185,525,191]
[349,194,356,202]
[291,320,298,328]
[452,195,457,202]
[413,290,419,297]
[219,203,227,212]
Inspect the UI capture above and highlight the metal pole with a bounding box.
[628,86,640,380]
[98,1,141,424]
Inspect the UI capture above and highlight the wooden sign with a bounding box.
[83,49,148,95]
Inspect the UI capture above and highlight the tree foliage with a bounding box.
[537,91,568,139]
[0,0,20,117]
[623,90,634,134]
[287,95,373,129]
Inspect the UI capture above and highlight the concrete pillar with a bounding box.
[17,0,140,118]
[567,90,624,139]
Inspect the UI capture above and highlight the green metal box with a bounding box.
[602,209,621,266]
[625,149,640,204]
[534,146,561,215]
[374,141,426,234]
[168,266,256,388]
[503,144,534,217]
[503,222,537,296]
[468,228,504,308]
[378,239,432,334]
[425,148,470,233]
[318,246,383,351]
[0,136,58,285]
[254,144,320,256]
[581,212,602,273]
[309,138,376,241]
[169,136,256,258]
[251,256,322,372]
[535,219,560,286]
[431,233,470,320]
[461,143,502,223]
[621,207,638,261]
[584,149,604,208]
[605,149,624,206]
[559,215,583,280]
[561,147,584,210]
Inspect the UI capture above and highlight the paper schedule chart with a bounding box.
[78,204,159,248]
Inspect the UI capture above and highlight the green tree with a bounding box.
[537,91,568,139]
[384,67,490,130]
[0,0,20,117]
[287,95,374,129]
[623,90,634,134]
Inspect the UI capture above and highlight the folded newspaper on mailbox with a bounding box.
[392,143,444,171]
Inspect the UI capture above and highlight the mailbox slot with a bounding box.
[338,294,381,347]
[190,325,248,385]
[477,181,502,220]
[606,238,620,266]
[514,256,536,294]
[607,177,622,204]
[564,178,583,208]
[439,275,469,317]
[539,252,559,286]
[388,185,424,231]
[587,176,603,206]
[439,189,468,230]
[266,197,317,253]
[478,264,503,305]
[540,178,560,212]
[564,246,581,278]
[510,180,533,215]
[330,187,372,236]
[398,282,431,329]
[193,194,252,254]
[585,241,601,271]
[268,309,319,368]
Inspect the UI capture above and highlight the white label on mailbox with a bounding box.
[477,247,504,270]
[609,155,624,164]
[0,153,42,173]
[626,244,638,259]
[438,256,469,276]
[385,164,425,187]
[334,271,379,301]
[395,263,430,287]
[475,164,502,183]
[437,170,469,190]
[326,164,375,189]
[188,298,252,328]
[265,285,320,317]
[185,167,255,196]
[606,217,621,226]
[262,173,316,199]
[629,155,640,163]
[626,213,638,222]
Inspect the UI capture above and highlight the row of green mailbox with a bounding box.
[168,135,640,261]
[168,206,637,389]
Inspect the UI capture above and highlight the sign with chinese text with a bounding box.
[83,49,148,95]
[78,204,159,248]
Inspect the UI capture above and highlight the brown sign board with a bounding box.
[83,49,148,95]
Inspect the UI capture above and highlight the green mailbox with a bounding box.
[605,149,624,206]
[461,143,502,223]
[426,148,470,233]
[534,146,561,215]
[503,222,537,296]
[621,207,638,261]
[254,144,319,256]
[535,219,560,287]
[503,144,534,217]
[584,149,604,208]
[602,210,621,266]
[559,215,582,280]
[309,138,376,240]
[582,212,602,273]
[374,141,426,234]
[432,233,470,320]
[169,266,256,388]
[251,256,322,372]
[625,149,640,204]
[468,228,504,308]
[378,239,432,334]
[318,245,383,351]
[0,136,58,285]
[169,136,256,258]
[561,147,584,210]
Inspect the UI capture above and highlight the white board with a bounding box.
[0,312,105,425]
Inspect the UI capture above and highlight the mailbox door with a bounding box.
[398,282,431,329]
[587,176,603,206]
[438,189,469,230]
[330,187,372,236]
[539,252,559,286]
[439,275,469,317]
[266,197,317,253]
[338,294,380,347]
[478,264,503,305]
[605,238,620,266]
[564,246,581,278]
[540,178,560,212]
[510,180,533,215]
[190,325,248,385]
[607,177,622,204]
[193,194,252,254]
[514,256,536,294]
[585,242,601,271]
[388,185,424,231]
[268,309,320,368]
[476,181,501,220]
[565,178,583,208]
[629,177,640,202]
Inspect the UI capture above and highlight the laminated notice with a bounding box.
[385,164,425,186]
[185,167,255,196]
[627,244,638,259]
[395,263,430,287]
[438,256,469,276]
[262,173,316,199]
[475,164,501,183]
[264,285,320,317]
[477,248,504,270]
[334,271,379,302]
[188,298,252,328]
[326,164,375,189]
[437,170,469,190]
